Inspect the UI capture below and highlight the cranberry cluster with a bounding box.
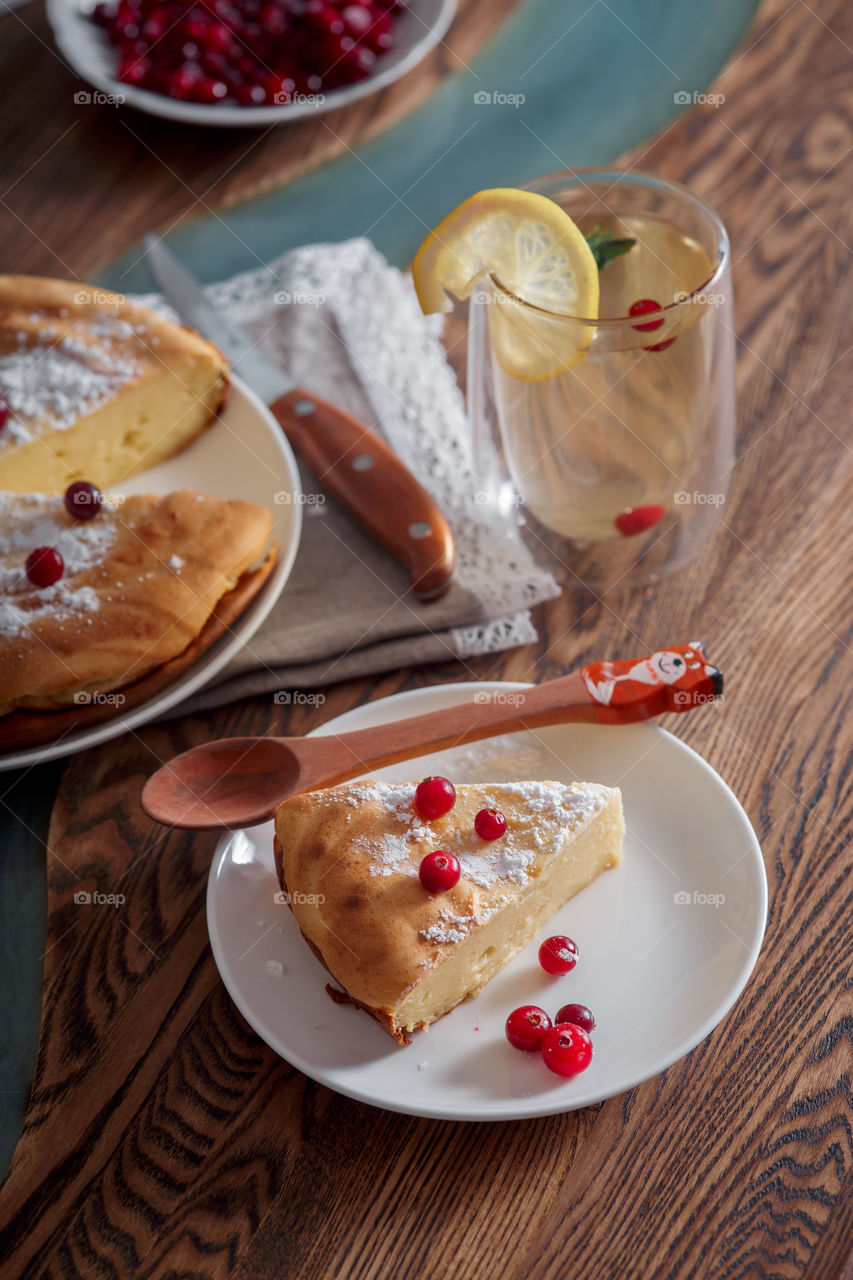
[90,0,402,107]
[506,938,594,1077]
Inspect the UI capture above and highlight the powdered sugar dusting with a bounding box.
[0,493,117,636]
[0,320,142,447]
[448,737,555,782]
[351,779,611,890]
[421,903,500,944]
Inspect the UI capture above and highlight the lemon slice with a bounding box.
[411,188,599,380]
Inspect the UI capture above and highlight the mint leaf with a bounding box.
[586,222,636,272]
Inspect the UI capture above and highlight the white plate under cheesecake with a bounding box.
[0,373,302,770]
[207,682,768,1121]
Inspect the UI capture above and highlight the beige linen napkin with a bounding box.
[142,238,559,713]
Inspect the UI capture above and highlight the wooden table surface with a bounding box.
[2,0,853,1276]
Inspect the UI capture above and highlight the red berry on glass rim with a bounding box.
[64,480,102,520]
[541,1023,593,1077]
[555,1002,596,1033]
[0,396,9,429]
[418,850,460,894]
[474,807,506,841]
[538,935,579,975]
[628,298,664,332]
[26,547,64,588]
[505,1005,552,1052]
[614,505,665,537]
[415,775,456,820]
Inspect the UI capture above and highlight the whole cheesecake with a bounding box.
[0,276,228,493]
[274,778,624,1044]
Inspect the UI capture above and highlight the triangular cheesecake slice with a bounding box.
[274,779,624,1044]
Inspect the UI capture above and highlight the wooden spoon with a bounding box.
[142,643,722,830]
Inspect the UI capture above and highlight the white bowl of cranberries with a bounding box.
[47,0,457,125]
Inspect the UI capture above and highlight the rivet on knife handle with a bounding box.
[271,387,456,600]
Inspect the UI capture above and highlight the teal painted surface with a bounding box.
[0,764,62,1181]
[3,0,759,1181]
[103,0,758,292]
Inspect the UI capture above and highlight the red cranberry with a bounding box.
[538,935,579,975]
[614,505,665,537]
[117,56,152,84]
[505,1005,552,1052]
[341,4,371,34]
[628,298,664,332]
[541,1023,593,1077]
[183,17,209,41]
[167,67,200,98]
[234,82,266,105]
[418,850,461,894]
[555,1003,596,1033]
[414,776,456,820]
[200,21,231,50]
[193,77,228,102]
[646,337,677,353]
[64,480,102,520]
[262,73,296,103]
[0,397,9,429]
[474,808,506,841]
[26,547,64,588]
[141,12,166,41]
[306,3,345,36]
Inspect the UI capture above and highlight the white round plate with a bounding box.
[47,0,457,127]
[0,373,301,771]
[207,682,768,1121]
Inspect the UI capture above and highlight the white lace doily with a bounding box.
[137,238,558,661]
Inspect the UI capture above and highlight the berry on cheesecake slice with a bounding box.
[0,488,275,735]
[273,778,624,1044]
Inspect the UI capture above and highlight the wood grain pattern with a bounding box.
[0,0,521,282]
[3,0,853,1276]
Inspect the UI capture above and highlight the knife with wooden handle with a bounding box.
[143,236,456,601]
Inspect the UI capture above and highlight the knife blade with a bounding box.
[143,236,456,601]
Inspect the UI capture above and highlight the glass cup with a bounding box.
[467,168,736,590]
